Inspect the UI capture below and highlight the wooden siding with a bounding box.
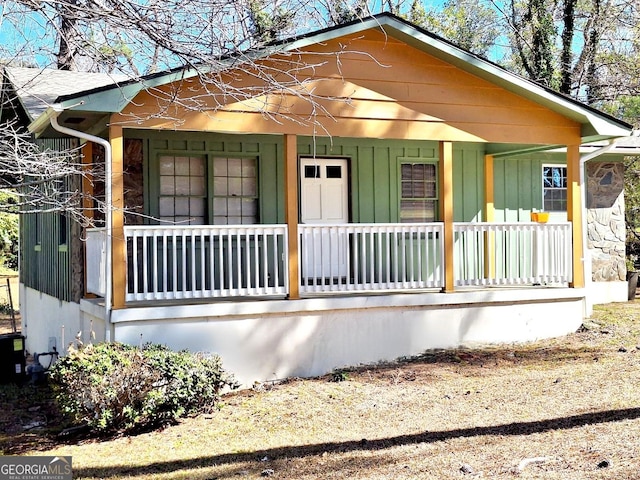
[118,30,581,145]
[21,138,82,303]
[134,131,284,224]
[494,153,567,222]
[453,145,484,222]
[131,130,484,226]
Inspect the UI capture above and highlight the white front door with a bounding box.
[300,157,349,279]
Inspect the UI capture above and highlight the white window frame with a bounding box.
[542,164,567,212]
[399,160,438,223]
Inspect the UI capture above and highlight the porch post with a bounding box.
[81,142,95,298]
[81,142,95,221]
[284,134,300,300]
[483,154,495,279]
[109,123,126,308]
[440,141,455,292]
[567,144,585,288]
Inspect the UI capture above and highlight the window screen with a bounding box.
[400,163,437,223]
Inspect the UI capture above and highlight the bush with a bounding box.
[48,342,239,433]
[0,190,18,271]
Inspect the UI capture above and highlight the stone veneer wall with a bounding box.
[586,162,626,282]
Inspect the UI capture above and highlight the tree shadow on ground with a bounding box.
[74,407,640,479]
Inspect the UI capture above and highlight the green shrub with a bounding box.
[48,342,239,433]
[0,191,18,272]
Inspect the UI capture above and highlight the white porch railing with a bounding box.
[84,222,574,302]
[86,227,107,297]
[124,225,288,301]
[298,223,445,294]
[453,222,573,286]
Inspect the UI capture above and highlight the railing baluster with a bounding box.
[152,230,159,299]
[116,221,570,302]
[142,230,149,298]
[131,230,139,299]
[452,222,572,288]
[162,231,168,296]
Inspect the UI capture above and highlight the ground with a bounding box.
[1,301,640,479]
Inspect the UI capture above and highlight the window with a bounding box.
[159,155,207,225]
[400,162,437,223]
[157,155,259,225]
[212,157,258,225]
[542,165,567,212]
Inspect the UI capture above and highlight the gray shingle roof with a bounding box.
[4,67,129,120]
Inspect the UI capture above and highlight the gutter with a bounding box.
[48,105,114,343]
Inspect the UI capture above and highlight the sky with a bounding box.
[0,0,459,71]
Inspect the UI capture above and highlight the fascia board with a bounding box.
[55,67,207,113]
[28,106,56,136]
[581,113,633,139]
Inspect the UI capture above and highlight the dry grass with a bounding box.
[4,301,640,479]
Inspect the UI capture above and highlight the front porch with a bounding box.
[86,221,573,303]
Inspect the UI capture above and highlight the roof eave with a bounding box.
[28,106,58,137]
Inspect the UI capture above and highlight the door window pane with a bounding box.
[326,165,342,178]
[305,165,320,178]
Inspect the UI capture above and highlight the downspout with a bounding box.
[49,106,114,342]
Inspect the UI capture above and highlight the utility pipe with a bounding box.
[49,107,114,342]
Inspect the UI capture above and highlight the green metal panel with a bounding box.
[356,146,375,222]
[21,212,73,301]
[507,160,520,222]
[373,148,391,221]
[260,142,282,223]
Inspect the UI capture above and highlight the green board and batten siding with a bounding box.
[133,130,489,224]
[20,138,82,303]
[494,153,566,222]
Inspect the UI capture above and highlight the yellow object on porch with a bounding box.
[530,212,550,223]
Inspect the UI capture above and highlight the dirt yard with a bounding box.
[1,300,640,479]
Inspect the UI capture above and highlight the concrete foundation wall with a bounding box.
[20,285,106,355]
[20,285,81,355]
[24,284,586,387]
[108,290,586,387]
[587,281,628,305]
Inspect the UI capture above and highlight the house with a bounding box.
[4,13,634,386]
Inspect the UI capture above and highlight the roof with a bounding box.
[584,132,640,156]
[4,67,129,121]
[19,13,633,142]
